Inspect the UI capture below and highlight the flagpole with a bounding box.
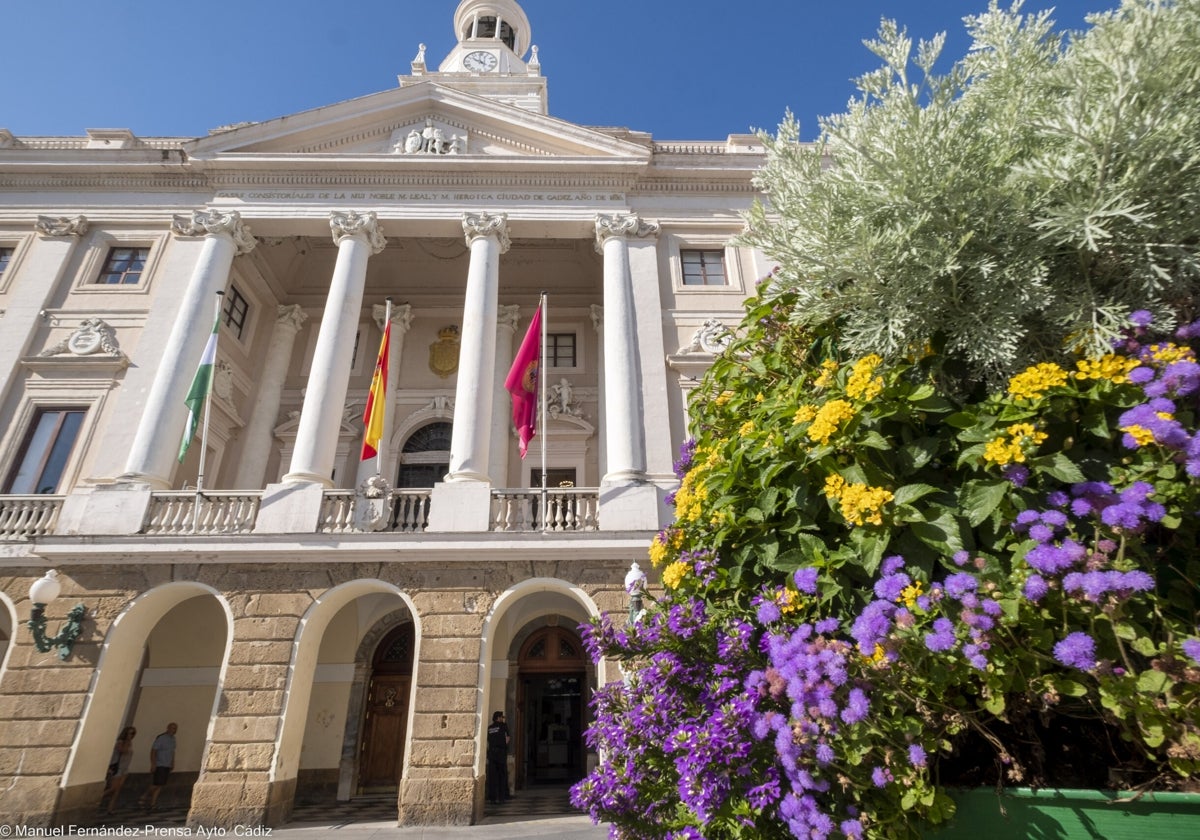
[378,297,392,479]
[194,290,224,531]
[539,291,548,533]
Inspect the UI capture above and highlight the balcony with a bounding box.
[0,486,609,539]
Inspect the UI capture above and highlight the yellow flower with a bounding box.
[836,483,894,526]
[1007,363,1069,400]
[1122,425,1155,447]
[983,423,1048,465]
[823,473,847,498]
[1074,354,1139,384]
[846,354,884,401]
[648,533,670,567]
[794,404,817,425]
[813,359,839,389]
[808,399,856,444]
[755,392,765,403]
[899,581,924,609]
[739,420,755,437]
[1148,343,1194,365]
[662,561,690,590]
[714,391,734,406]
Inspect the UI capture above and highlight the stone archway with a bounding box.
[0,591,14,688]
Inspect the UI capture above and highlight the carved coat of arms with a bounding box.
[429,325,460,378]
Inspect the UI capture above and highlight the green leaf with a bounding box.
[1052,678,1089,698]
[1136,669,1174,694]
[909,509,966,556]
[1032,451,1086,484]
[983,693,1006,715]
[893,483,944,507]
[959,479,1011,527]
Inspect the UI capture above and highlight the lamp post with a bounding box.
[27,570,86,660]
[624,561,647,624]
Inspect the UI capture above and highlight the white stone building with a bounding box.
[0,0,767,827]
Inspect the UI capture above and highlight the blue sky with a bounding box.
[2,1,1108,141]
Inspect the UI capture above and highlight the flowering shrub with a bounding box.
[570,293,1200,839]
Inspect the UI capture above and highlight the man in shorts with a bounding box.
[139,722,177,812]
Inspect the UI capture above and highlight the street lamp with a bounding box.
[27,570,86,660]
[624,562,647,623]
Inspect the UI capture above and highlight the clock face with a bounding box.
[463,50,497,72]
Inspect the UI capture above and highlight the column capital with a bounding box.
[497,304,521,333]
[372,302,414,334]
[330,210,387,255]
[462,212,511,254]
[594,213,658,253]
[172,209,256,254]
[590,304,604,332]
[35,215,89,237]
[275,304,309,334]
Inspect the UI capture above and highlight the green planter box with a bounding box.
[929,788,1200,839]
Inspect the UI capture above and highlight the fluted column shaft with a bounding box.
[233,305,307,488]
[446,213,510,482]
[284,211,386,486]
[122,210,255,488]
[489,305,520,486]
[596,213,657,485]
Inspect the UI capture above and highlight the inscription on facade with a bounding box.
[214,191,625,203]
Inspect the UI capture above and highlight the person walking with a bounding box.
[99,726,136,814]
[486,711,511,805]
[139,722,177,812]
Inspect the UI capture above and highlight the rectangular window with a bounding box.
[0,247,13,278]
[3,408,86,494]
[222,285,250,339]
[94,247,149,285]
[681,249,727,286]
[547,333,576,368]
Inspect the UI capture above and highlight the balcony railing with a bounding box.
[142,491,262,535]
[490,488,599,532]
[0,495,63,540]
[318,489,433,534]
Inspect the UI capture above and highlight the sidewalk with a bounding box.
[272,815,608,839]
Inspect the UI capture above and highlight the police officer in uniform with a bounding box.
[486,710,511,804]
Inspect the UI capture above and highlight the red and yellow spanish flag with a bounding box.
[360,319,391,461]
[505,305,542,459]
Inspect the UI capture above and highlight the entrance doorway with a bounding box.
[516,625,587,787]
[357,623,413,792]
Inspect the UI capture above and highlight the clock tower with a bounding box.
[399,0,548,115]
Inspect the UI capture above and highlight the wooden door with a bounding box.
[358,674,411,789]
[357,623,414,792]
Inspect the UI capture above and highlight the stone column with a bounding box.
[282,211,386,486]
[446,212,510,482]
[488,305,520,487]
[0,216,88,421]
[595,213,658,485]
[121,210,255,488]
[355,303,414,487]
[232,305,308,489]
[397,590,486,825]
[590,304,607,482]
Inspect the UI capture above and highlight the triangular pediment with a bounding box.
[184,83,651,162]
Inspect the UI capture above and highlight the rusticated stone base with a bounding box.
[186,776,286,828]
[398,776,475,825]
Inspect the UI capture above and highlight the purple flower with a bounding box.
[944,573,978,599]
[908,744,928,768]
[756,599,781,624]
[841,819,864,839]
[952,550,970,567]
[1183,639,1200,665]
[1130,310,1154,327]
[1054,632,1097,670]
[871,766,893,787]
[815,617,840,634]
[874,572,912,602]
[793,567,820,594]
[1003,464,1030,487]
[1023,575,1049,601]
[924,618,957,652]
[841,688,870,724]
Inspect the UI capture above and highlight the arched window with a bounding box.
[396,422,452,488]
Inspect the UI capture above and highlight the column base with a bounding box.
[425,481,492,532]
[279,470,334,487]
[598,482,664,531]
[253,481,325,534]
[56,483,154,536]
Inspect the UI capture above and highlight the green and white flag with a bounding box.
[178,315,219,462]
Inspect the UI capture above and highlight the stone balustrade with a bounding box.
[0,495,63,539]
[490,488,600,532]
